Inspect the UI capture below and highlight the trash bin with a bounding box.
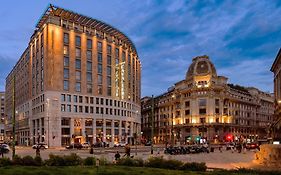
[210,147,214,152]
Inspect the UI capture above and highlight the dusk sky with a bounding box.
[0,0,280,97]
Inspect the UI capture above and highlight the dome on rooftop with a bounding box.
[186,55,217,79]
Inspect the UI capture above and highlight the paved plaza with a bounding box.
[3,145,259,170]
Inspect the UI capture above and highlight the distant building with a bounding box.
[5,5,141,147]
[0,92,4,143]
[141,55,274,144]
[271,48,281,141]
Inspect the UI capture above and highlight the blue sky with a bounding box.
[0,0,280,97]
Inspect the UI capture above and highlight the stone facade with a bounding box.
[0,92,4,143]
[5,5,141,147]
[270,48,281,141]
[142,56,274,144]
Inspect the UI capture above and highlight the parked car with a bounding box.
[32,143,48,149]
[82,142,90,149]
[144,141,152,146]
[114,142,126,147]
[0,144,10,153]
[66,143,83,149]
[91,142,109,148]
[246,142,259,150]
[226,142,235,150]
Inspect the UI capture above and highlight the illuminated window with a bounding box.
[63,46,69,55]
[98,85,102,95]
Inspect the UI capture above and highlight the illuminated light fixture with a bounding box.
[278,100,281,104]
[192,118,196,123]
[209,118,214,123]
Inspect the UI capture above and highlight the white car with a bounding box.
[0,144,10,153]
[32,143,48,149]
[114,142,127,147]
[82,143,90,149]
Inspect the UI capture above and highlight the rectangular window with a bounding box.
[107,77,111,86]
[61,104,65,112]
[185,110,190,115]
[107,45,111,55]
[87,39,92,49]
[185,101,190,108]
[107,87,111,96]
[64,56,69,67]
[74,95,78,103]
[90,97,94,104]
[98,53,102,63]
[63,80,69,90]
[215,108,220,114]
[75,36,81,47]
[79,106,83,113]
[64,68,69,79]
[107,55,111,66]
[90,106,94,113]
[63,33,69,44]
[107,66,111,76]
[76,71,81,81]
[98,64,102,74]
[67,105,71,112]
[115,48,119,58]
[76,82,81,92]
[63,46,69,55]
[75,59,81,69]
[215,99,220,106]
[76,48,81,58]
[97,41,102,52]
[87,72,92,82]
[87,61,92,71]
[98,85,102,95]
[199,108,206,115]
[87,84,92,93]
[61,94,65,102]
[74,105,78,112]
[98,75,102,84]
[122,51,125,62]
[96,98,99,104]
[87,50,92,60]
[67,95,71,102]
[199,99,207,107]
[79,96,83,103]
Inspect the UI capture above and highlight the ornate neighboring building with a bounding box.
[141,56,274,144]
[5,5,141,147]
[271,48,281,141]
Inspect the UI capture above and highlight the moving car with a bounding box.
[32,143,48,149]
[114,142,126,147]
[246,142,259,150]
[66,143,83,149]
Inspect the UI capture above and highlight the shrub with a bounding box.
[22,155,36,166]
[0,157,12,166]
[98,156,109,166]
[12,155,23,165]
[34,156,42,166]
[164,159,183,170]
[45,154,65,166]
[63,153,82,166]
[84,157,96,166]
[180,162,207,171]
[116,157,144,167]
[145,156,165,169]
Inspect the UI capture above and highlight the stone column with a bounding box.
[70,118,74,143]
[111,120,115,146]
[119,120,122,142]
[93,118,96,144]
[81,118,85,143]
[103,118,106,142]
[130,122,134,137]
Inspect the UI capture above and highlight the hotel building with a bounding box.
[271,48,281,141]
[141,56,274,144]
[0,92,4,143]
[5,5,141,147]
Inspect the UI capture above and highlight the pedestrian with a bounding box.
[36,146,40,157]
[115,151,121,161]
[124,144,130,157]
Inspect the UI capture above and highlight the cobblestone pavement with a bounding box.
[4,146,258,170]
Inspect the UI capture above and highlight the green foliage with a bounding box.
[180,162,207,171]
[22,155,36,166]
[63,153,82,166]
[34,156,42,166]
[12,155,23,165]
[0,157,12,166]
[44,154,65,166]
[145,156,165,169]
[116,157,144,167]
[83,157,96,166]
[98,156,110,166]
[164,159,183,170]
